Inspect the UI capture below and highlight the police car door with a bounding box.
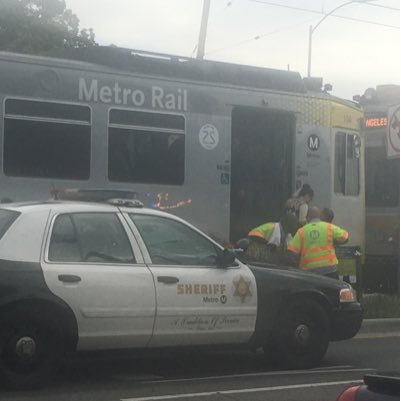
[126,213,257,347]
[41,208,155,350]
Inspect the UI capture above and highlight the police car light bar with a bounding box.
[106,198,144,208]
[52,188,140,204]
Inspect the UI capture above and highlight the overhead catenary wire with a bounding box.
[206,15,318,55]
[248,0,400,29]
[205,0,399,56]
[363,2,400,11]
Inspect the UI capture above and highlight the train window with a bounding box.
[5,99,91,123]
[334,134,346,194]
[346,134,360,195]
[110,109,184,131]
[334,132,360,196]
[108,109,185,185]
[3,99,91,180]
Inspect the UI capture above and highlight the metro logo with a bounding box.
[307,134,320,151]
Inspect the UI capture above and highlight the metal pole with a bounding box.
[307,25,312,77]
[356,247,362,302]
[307,1,359,77]
[196,0,211,60]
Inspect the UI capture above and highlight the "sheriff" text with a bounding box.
[177,283,226,295]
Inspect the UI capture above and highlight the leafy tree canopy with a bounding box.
[0,0,97,53]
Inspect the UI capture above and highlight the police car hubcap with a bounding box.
[15,336,36,358]
[294,324,310,345]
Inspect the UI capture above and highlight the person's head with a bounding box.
[307,206,321,222]
[321,208,334,223]
[298,184,314,203]
[236,237,251,252]
[299,184,312,193]
[280,214,299,236]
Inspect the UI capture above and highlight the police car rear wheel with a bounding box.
[266,299,330,369]
[0,308,64,389]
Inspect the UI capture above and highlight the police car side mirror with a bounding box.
[217,249,236,268]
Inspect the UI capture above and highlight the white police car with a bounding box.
[0,190,362,389]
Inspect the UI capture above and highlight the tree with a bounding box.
[0,0,97,54]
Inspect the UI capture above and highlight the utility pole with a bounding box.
[196,0,211,60]
[307,0,372,77]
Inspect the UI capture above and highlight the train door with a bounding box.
[230,107,295,241]
[364,132,400,292]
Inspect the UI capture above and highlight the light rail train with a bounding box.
[0,47,364,276]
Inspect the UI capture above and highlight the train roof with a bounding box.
[0,46,307,94]
[49,46,309,94]
[0,46,362,110]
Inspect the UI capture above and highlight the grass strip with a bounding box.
[362,294,400,319]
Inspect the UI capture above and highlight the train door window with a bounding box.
[346,134,360,195]
[3,99,91,180]
[334,133,346,194]
[108,109,185,185]
[334,132,360,196]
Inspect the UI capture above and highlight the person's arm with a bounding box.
[287,231,301,267]
[332,224,349,244]
[292,187,302,197]
[283,249,300,267]
[298,203,308,226]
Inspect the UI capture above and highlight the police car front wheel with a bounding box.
[0,307,65,389]
[266,299,330,369]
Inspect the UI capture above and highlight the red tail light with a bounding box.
[336,385,360,401]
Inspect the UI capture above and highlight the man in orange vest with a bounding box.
[288,206,348,279]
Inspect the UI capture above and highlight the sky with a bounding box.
[65,0,400,100]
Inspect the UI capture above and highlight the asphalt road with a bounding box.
[2,320,399,401]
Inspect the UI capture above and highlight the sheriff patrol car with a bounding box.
[0,191,362,389]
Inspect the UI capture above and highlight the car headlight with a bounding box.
[339,286,357,303]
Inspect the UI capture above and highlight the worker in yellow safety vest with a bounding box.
[237,214,298,264]
[248,214,299,245]
[288,206,349,279]
[248,222,281,243]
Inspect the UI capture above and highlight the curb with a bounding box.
[359,318,400,334]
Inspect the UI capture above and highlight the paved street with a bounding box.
[2,319,399,401]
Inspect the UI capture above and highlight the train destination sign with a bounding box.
[365,116,388,128]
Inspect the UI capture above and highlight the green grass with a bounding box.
[362,294,400,319]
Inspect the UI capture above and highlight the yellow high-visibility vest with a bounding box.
[248,222,277,241]
[288,221,348,271]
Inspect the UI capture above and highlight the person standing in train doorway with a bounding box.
[284,184,314,227]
